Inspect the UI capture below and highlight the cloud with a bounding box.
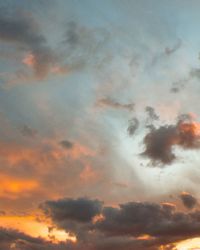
[142,124,178,165]
[180,192,197,209]
[97,97,134,111]
[0,227,71,250]
[142,117,200,165]
[0,10,57,80]
[127,118,139,136]
[170,79,187,93]
[0,227,44,249]
[20,125,37,138]
[63,21,80,47]
[145,106,159,123]
[59,140,74,150]
[40,196,200,250]
[41,197,103,224]
[0,174,39,199]
[62,21,111,72]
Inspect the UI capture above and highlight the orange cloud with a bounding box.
[0,174,38,199]
[22,53,36,67]
[80,164,99,182]
[0,214,76,243]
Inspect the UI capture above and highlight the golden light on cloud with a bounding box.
[0,175,38,199]
[92,214,104,224]
[137,234,154,240]
[0,214,77,243]
[48,227,77,243]
[178,121,200,137]
[176,237,200,250]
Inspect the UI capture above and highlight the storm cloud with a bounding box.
[41,197,103,223]
[40,196,200,250]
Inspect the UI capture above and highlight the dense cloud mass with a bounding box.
[2,1,200,250]
[42,197,103,223]
[38,196,200,250]
[31,198,200,250]
[142,118,200,165]
[0,226,177,250]
[180,192,197,210]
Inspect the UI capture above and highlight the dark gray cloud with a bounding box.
[142,124,178,165]
[41,197,103,223]
[127,117,139,136]
[97,97,134,111]
[180,192,197,210]
[145,106,159,124]
[0,9,56,80]
[59,140,74,149]
[142,117,200,165]
[0,227,70,250]
[0,227,43,244]
[40,196,200,250]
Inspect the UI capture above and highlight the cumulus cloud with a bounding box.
[97,97,134,111]
[180,192,197,210]
[41,197,103,223]
[142,117,200,165]
[40,196,200,250]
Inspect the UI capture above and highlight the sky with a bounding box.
[1,0,200,249]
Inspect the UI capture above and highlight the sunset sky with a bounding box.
[1,0,200,249]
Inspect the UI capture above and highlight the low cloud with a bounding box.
[40,196,200,250]
[41,197,103,223]
[142,116,200,165]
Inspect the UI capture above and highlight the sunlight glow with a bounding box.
[0,215,76,243]
[176,237,200,250]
